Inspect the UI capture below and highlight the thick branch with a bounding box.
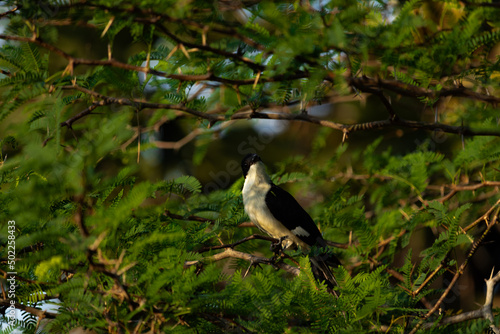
[0,33,305,86]
[59,84,500,137]
[232,110,500,137]
[185,248,301,277]
[1,33,497,105]
[349,76,500,105]
[86,248,138,310]
[464,197,500,233]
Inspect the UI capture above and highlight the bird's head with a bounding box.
[241,153,262,178]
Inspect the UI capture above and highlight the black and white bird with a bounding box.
[241,153,340,290]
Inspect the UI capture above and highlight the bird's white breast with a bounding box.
[242,163,272,233]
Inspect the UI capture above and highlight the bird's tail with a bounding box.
[310,250,340,296]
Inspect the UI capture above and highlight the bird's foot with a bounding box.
[269,254,285,271]
[270,253,283,266]
[270,235,288,254]
[269,236,288,266]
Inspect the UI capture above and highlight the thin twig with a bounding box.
[197,234,278,253]
[60,101,108,128]
[421,270,500,333]
[164,210,216,223]
[411,198,500,298]
[0,5,19,19]
[154,128,203,150]
[434,182,500,203]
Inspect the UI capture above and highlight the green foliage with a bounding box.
[0,0,499,333]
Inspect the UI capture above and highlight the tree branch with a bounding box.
[421,269,500,333]
[63,2,267,55]
[0,269,49,286]
[152,22,265,72]
[349,76,500,105]
[185,248,301,277]
[164,210,216,223]
[409,207,500,334]
[197,234,278,253]
[462,0,500,8]
[60,101,110,128]
[434,181,500,203]
[411,198,500,298]
[233,110,500,137]
[154,128,204,150]
[1,32,497,106]
[0,5,20,19]
[59,83,500,143]
[59,85,219,127]
[0,299,58,319]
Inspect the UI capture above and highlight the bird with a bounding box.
[241,153,340,291]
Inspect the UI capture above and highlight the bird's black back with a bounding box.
[265,183,324,247]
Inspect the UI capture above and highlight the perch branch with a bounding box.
[185,248,301,277]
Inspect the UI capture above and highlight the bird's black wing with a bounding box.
[265,183,323,247]
[266,183,341,294]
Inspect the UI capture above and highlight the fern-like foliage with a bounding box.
[1,0,499,332]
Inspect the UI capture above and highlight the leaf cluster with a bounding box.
[0,0,500,333]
